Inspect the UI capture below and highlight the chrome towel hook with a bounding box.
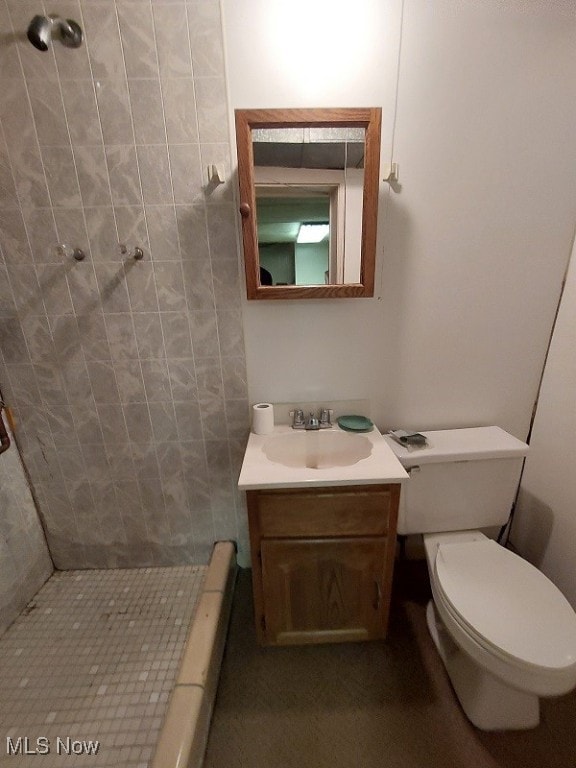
[119,244,145,261]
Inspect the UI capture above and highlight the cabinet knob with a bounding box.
[239,202,251,218]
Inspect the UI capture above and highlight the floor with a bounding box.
[0,565,206,768]
[204,563,576,768]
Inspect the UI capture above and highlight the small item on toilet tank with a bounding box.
[252,403,274,435]
[388,430,428,447]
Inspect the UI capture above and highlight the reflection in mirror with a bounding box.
[235,109,382,300]
[254,127,364,286]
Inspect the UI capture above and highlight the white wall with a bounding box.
[222,0,576,441]
[511,236,576,608]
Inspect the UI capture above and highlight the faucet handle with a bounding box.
[319,408,332,428]
[290,409,305,428]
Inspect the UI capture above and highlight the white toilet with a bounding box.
[385,426,576,731]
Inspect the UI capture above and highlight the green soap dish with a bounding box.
[337,415,374,433]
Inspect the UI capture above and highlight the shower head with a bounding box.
[27,15,83,51]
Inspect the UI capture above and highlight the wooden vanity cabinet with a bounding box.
[246,484,400,646]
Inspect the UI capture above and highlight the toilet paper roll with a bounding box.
[252,403,274,435]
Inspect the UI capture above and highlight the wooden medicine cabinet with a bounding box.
[235,108,382,300]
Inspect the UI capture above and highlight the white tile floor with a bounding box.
[0,566,206,767]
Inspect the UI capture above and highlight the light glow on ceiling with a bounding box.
[297,223,330,243]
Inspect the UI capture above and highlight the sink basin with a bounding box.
[263,430,372,469]
[238,424,408,490]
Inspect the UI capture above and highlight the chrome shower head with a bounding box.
[27,15,82,51]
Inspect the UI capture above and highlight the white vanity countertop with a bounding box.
[238,424,408,490]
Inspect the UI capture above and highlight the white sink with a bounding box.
[263,430,372,469]
[238,425,408,490]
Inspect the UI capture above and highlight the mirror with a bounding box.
[235,108,382,300]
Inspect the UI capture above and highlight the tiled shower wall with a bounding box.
[0,0,249,569]
[0,421,53,633]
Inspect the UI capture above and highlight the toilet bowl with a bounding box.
[423,531,576,730]
[384,426,576,730]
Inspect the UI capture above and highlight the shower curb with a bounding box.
[151,541,237,768]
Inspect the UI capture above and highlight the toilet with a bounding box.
[385,426,576,731]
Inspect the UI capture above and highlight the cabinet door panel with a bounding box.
[261,537,388,645]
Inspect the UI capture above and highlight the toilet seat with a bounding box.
[434,539,576,672]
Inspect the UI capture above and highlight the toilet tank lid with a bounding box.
[383,426,528,468]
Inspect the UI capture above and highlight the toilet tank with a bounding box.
[384,427,529,536]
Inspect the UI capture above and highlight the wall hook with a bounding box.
[383,162,399,184]
[207,164,225,186]
[119,243,144,261]
[56,244,85,261]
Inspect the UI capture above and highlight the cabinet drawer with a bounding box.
[254,485,394,538]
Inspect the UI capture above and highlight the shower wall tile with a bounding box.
[168,358,198,400]
[0,209,33,264]
[63,83,104,146]
[52,208,90,259]
[114,204,149,251]
[75,146,112,206]
[36,265,75,315]
[0,77,37,148]
[20,316,54,362]
[146,205,181,258]
[125,261,159,311]
[105,312,140,359]
[41,146,82,207]
[87,360,121,403]
[177,205,211,261]
[94,78,134,145]
[194,77,229,143]
[188,0,225,78]
[207,203,240,258]
[0,0,249,571]
[127,79,166,145]
[94,262,131,311]
[182,258,215,309]
[153,3,193,78]
[27,80,70,147]
[162,79,199,144]
[0,142,18,209]
[169,143,203,204]
[154,261,188,311]
[0,2,21,79]
[105,145,142,205]
[0,418,52,636]
[189,309,219,358]
[136,144,173,204]
[67,266,102,313]
[141,358,172,402]
[0,267,16,316]
[21,208,59,264]
[9,147,50,208]
[117,1,159,78]
[82,1,125,80]
[212,258,242,310]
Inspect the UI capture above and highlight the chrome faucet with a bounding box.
[290,408,333,430]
